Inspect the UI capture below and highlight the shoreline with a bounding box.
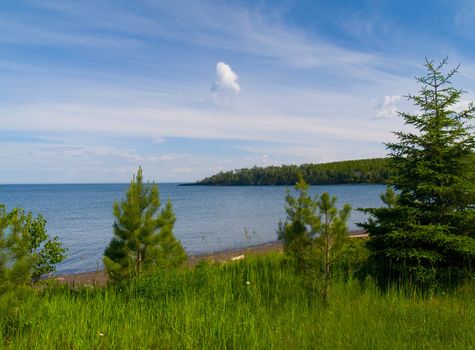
[56,240,285,286]
[56,230,367,286]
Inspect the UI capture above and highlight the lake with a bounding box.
[0,183,386,274]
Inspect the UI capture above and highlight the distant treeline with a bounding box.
[185,158,393,186]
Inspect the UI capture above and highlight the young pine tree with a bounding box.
[360,58,475,289]
[103,167,187,281]
[277,178,353,300]
[277,178,319,271]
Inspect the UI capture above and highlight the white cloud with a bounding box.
[372,95,401,119]
[452,99,474,113]
[211,62,241,95]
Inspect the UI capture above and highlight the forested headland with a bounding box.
[184,158,393,186]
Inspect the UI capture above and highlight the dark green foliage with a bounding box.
[277,178,361,300]
[0,204,66,287]
[103,167,187,282]
[188,158,392,186]
[360,58,475,289]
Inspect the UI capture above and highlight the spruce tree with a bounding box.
[104,167,187,281]
[360,58,475,288]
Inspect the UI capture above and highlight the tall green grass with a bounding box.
[1,253,474,349]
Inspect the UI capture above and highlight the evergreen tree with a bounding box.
[277,178,319,271]
[104,167,187,281]
[191,158,392,186]
[360,58,475,289]
[277,178,354,300]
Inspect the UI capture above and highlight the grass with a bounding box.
[1,253,475,349]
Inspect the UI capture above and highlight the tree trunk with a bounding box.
[136,246,141,274]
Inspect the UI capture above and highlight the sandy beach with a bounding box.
[56,240,284,286]
[56,230,367,286]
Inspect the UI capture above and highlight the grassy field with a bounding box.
[1,253,474,349]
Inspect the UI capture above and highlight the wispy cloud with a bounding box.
[12,1,381,73]
[0,86,401,145]
[2,1,475,183]
[455,1,475,35]
[371,95,401,119]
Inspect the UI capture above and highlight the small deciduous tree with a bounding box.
[277,178,355,300]
[0,204,66,287]
[360,58,475,289]
[103,167,187,281]
[0,204,65,336]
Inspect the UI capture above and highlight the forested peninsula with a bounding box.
[184,158,393,186]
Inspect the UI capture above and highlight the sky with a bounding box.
[1,0,475,183]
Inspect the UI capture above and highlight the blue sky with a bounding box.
[1,0,475,183]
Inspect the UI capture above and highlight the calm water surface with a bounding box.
[0,183,386,274]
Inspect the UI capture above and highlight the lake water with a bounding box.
[0,183,386,274]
